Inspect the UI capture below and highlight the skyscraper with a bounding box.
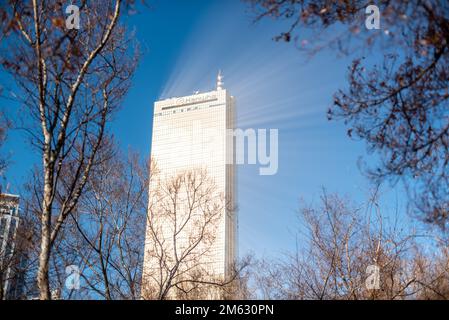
[142,72,237,298]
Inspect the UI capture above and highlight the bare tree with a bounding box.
[141,168,244,300]
[247,0,449,226]
[253,190,424,300]
[0,1,139,299]
[14,168,84,300]
[412,246,449,299]
[66,149,149,300]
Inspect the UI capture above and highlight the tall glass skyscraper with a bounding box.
[142,72,237,298]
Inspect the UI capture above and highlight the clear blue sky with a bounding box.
[2,0,414,259]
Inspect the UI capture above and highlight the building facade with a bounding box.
[142,73,237,298]
[0,193,21,299]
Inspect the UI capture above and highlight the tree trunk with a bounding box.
[37,161,53,300]
[37,209,51,300]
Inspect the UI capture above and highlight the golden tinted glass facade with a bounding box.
[142,88,237,296]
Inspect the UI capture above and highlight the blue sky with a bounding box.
[2,0,415,259]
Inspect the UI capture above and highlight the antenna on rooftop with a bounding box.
[217,70,224,91]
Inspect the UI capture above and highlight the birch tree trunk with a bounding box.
[0,0,138,299]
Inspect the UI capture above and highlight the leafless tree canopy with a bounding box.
[247,0,449,228]
[0,204,39,300]
[142,168,245,300]
[63,149,149,300]
[251,191,449,300]
[0,112,10,186]
[0,0,138,299]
